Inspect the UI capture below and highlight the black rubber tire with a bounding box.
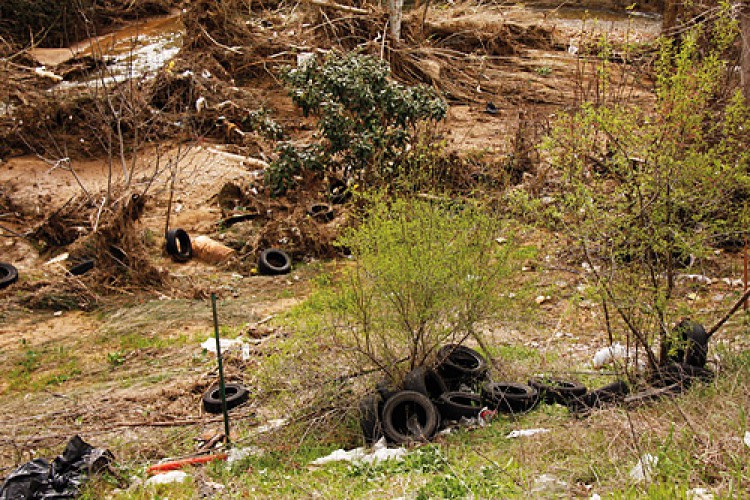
[308,203,335,222]
[667,319,709,368]
[436,344,488,386]
[68,258,96,276]
[381,391,440,444]
[202,383,249,414]
[257,248,291,275]
[328,179,351,205]
[437,391,483,421]
[567,379,629,413]
[165,228,193,263]
[528,377,587,405]
[403,366,449,400]
[376,379,399,403]
[481,382,539,414]
[648,362,714,389]
[359,393,383,445]
[0,262,19,289]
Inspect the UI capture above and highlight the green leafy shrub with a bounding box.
[267,52,447,195]
[324,194,512,381]
[544,3,750,370]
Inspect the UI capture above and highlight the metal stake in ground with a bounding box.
[212,293,231,446]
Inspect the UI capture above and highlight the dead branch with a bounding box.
[707,287,750,339]
[305,0,369,15]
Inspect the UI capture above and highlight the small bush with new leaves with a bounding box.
[267,52,447,195]
[544,3,750,370]
[324,194,512,382]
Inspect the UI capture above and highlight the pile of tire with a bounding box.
[360,344,544,445]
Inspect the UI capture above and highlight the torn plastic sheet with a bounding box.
[200,336,250,360]
[0,435,113,499]
[310,438,407,466]
[506,428,550,439]
[629,453,658,481]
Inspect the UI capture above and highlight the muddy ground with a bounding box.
[4,0,743,482]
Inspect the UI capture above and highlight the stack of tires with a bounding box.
[360,344,543,445]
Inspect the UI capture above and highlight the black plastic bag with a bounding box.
[0,435,113,499]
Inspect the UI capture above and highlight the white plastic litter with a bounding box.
[310,438,407,466]
[44,253,70,266]
[145,470,189,486]
[686,487,715,500]
[744,431,750,448]
[200,336,250,360]
[592,343,628,369]
[629,453,658,481]
[506,428,550,439]
[531,473,567,494]
[226,446,263,465]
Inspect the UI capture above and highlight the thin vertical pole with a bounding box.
[744,235,749,312]
[212,293,231,445]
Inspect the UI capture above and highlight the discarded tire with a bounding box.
[381,391,440,444]
[68,258,96,276]
[257,248,291,275]
[567,379,629,413]
[437,391,483,421]
[528,377,587,405]
[436,344,488,387]
[166,228,193,263]
[202,383,249,414]
[648,362,713,389]
[308,203,335,222]
[481,382,538,414]
[359,393,383,445]
[328,178,351,205]
[376,378,399,403]
[403,366,448,400]
[0,262,19,289]
[667,319,709,368]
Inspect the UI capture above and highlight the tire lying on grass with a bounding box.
[403,366,449,400]
[436,344,488,387]
[437,391,483,421]
[202,383,249,414]
[667,319,709,368]
[257,248,291,275]
[0,262,19,289]
[381,391,440,444]
[481,382,538,414]
[68,258,96,276]
[566,379,629,413]
[166,228,193,263]
[308,203,335,222]
[647,362,713,389]
[528,377,587,405]
[359,393,384,444]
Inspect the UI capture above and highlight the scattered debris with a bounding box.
[535,295,551,304]
[0,435,113,498]
[629,453,658,481]
[145,470,190,485]
[744,431,750,448]
[687,487,715,500]
[310,438,407,466]
[200,335,250,360]
[146,454,228,475]
[531,473,567,494]
[226,446,264,465]
[192,235,236,263]
[592,343,628,369]
[506,428,550,439]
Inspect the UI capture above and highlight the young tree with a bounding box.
[545,4,750,373]
[325,195,512,382]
